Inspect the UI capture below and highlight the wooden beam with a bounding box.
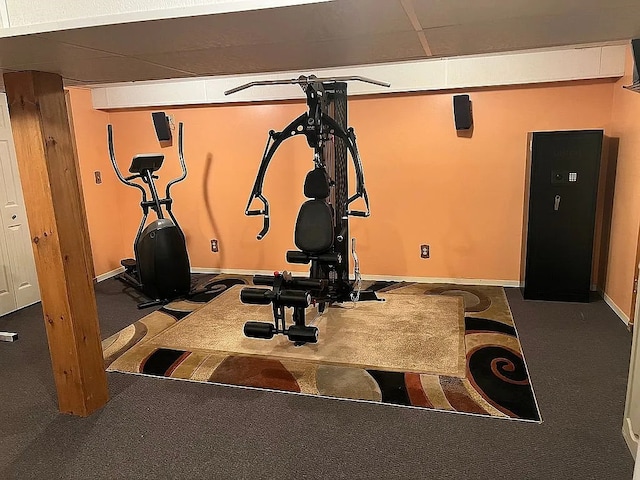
[3,71,109,416]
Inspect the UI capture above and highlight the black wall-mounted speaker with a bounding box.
[152,112,172,142]
[453,94,473,130]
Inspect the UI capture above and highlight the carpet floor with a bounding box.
[0,277,633,479]
[103,275,541,421]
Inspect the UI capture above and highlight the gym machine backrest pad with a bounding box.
[295,168,333,253]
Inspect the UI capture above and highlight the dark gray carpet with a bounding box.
[0,279,634,479]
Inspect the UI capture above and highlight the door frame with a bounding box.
[623,266,640,458]
[629,228,640,327]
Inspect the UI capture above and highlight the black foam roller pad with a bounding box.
[279,290,311,307]
[240,288,272,305]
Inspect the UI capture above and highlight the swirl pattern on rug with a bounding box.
[103,277,540,422]
[102,275,249,366]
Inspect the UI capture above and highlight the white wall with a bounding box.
[92,45,627,109]
[0,1,8,28]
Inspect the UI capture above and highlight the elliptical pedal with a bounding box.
[121,258,136,268]
[121,258,137,276]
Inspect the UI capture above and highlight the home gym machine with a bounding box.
[225,75,389,344]
[107,115,191,309]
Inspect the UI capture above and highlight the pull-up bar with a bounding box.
[224,74,390,96]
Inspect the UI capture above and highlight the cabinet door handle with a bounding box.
[554,195,561,211]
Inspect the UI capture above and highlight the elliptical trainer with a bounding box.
[107,115,191,309]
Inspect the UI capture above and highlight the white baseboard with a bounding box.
[2,298,42,316]
[190,267,519,287]
[95,266,125,283]
[623,418,638,459]
[601,290,630,326]
[360,274,520,287]
[20,299,41,309]
[191,267,276,276]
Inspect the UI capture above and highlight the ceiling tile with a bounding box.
[0,35,116,69]
[412,0,640,29]
[0,0,636,87]
[425,8,640,57]
[41,0,412,56]
[6,56,195,84]
[136,31,426,76]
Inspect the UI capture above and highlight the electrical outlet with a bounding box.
[420,244,430,259]
[211,239,219,253]
[94,171,102,184]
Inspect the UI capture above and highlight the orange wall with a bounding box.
[350,85,613,280]
[90,81,615,282]
[67,88,128,276]
[107,102,314,274]
[604,49,640,318]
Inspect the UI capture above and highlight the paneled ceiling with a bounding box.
[0,0,639,87]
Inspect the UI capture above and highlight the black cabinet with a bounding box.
[521,130,603,302]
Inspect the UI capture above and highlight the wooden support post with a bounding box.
[3,71,109,416]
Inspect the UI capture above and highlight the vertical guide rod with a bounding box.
[327,82,350,283]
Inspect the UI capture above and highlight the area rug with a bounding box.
[145,286,466,376]
[103,275,541,422]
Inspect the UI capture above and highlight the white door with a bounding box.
[0,93,40,314]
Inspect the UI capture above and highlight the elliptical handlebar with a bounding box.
[165,122,188,199]
[108,122,188,202]
[107,124,148,203]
